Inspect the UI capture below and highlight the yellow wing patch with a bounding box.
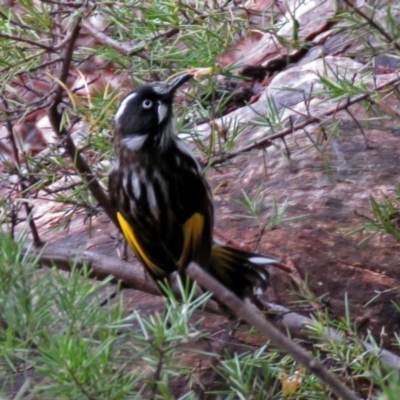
[116,212,164,277]
[178,212,204,270]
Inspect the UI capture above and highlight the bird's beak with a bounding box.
[167,73,193,95]
[158,73,193,124]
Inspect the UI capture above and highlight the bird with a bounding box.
[108,72,280,301]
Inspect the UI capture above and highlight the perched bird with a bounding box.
[108,73,280,300]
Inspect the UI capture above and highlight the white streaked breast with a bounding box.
[123,135,147,151]
[131,175,141,199]
[153,169,168,198]
[122,175,129,194]
[146,182,159,220]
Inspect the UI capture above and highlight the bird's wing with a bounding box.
[117,211,167,279]
[177,212,205,271]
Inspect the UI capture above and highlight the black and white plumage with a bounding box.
[108,73,279,299]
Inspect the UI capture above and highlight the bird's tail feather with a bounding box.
[209,244,279,299]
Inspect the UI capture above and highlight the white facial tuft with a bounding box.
[115,92,137,122]
[157,102,168,124]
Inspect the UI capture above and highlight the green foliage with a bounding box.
[367,193,400,240]
[211,346,279,399]
[0,226,211,399]
[234,186,305,233]
[353,186,400,244]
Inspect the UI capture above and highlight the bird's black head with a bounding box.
[114,73,192,140]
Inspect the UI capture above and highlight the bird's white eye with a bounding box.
[142,99,153,109]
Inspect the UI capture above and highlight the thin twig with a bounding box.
[81,9,209,59]
[211,74,400,166]
[262,301,400,370]
[0,32,51,50]
[46,17,118,226]
[26,57,62,73]
[2,100,43,247]
[81,20,148,57]
[52,18,82,105]
[186,262,361,400]
[345,106,369,147]
[342,0,400,52]
[0,51,47,74]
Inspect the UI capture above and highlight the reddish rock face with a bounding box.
[195,58,400,341]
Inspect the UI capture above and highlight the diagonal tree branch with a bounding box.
[342,0,400,53]
[0,32,51,50]
[211,74,400,166]
[81,20,149,58]
[47,17,118,227]
[24,241,400,371]
[2,99,43,247]
[186,262,361,400]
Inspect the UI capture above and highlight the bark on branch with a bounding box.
[186,262,361,400]
[46,17,118,228]
[25,242,400,393]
